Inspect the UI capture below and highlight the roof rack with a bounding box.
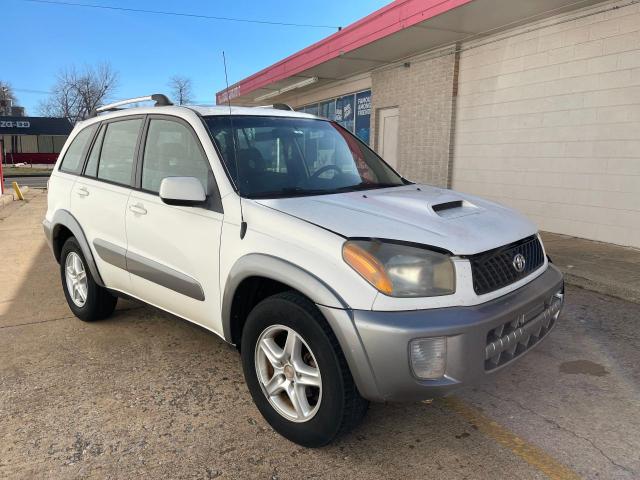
[92,94,173,116]
[257,103,294,111]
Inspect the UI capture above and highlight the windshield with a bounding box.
[203,115,406,198]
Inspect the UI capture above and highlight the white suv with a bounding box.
[44,94,564,447]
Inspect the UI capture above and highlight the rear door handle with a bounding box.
[76,186,89,197]
[129,203,147,215]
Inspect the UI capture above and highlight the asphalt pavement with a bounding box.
[1,190,638,479]
[3,175,49,189]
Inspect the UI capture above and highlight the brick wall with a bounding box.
[452,0,640,248]
[371,51,457,187]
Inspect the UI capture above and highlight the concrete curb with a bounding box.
[0,186,31,208]
[0,194,13,208]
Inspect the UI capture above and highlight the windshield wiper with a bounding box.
[328,182,401,193]
[247,187,324,199]
[248,183,403,199]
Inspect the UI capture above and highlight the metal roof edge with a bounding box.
[215,0,473,104]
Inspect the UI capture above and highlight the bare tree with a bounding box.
[168,76,193,105]
[39,64,118,124]
[0,81,17,116]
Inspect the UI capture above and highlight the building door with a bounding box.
[378,107,399,169]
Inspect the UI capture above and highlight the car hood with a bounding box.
[254,184,538,255]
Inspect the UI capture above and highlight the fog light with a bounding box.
[409,337,447,379]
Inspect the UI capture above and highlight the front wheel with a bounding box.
[241,291,368,447]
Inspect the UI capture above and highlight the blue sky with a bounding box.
[5,0,389,115]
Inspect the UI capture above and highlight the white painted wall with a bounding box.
[452,0,640,248]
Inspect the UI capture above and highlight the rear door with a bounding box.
[125,115,224,330]
[51,123,98,219]
[72,116,144,292]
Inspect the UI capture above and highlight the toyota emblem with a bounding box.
[512,253,526,273]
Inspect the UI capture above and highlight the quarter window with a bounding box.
[84,124,106,177]
[59,124,97,174]
[97,118,142,186]
[141,119,210,194]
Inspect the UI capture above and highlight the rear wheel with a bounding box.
[241,291,368,447]
[60,237,117,321]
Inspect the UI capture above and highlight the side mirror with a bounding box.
[159,177,206,206]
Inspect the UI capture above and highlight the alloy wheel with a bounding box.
[65,252,88,307]
[254,324,322,422]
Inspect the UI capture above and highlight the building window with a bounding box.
[336,94,355,133]
[297,90,371,145]
[304,104,319,116]
[319,100,336,121]
[19,135,39,153]
[53,136,66,153]
[38,135,54,153]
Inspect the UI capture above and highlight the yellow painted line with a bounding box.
[12,181,24,201]
[441,396,581,480]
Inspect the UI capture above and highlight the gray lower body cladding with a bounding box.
[322,265,564,403]
[93,238,205,301]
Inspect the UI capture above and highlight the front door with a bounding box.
[377,107,400,170]
[125,116,223,331]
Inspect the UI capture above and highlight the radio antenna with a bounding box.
[223,51,247,239]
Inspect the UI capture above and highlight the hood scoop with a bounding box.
[433,200,463,213]
[432,199,480,219]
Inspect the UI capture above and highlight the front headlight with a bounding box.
[342,240,455,297]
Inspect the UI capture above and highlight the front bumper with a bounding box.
[321,264,564,402]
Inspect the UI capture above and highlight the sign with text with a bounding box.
[336,94,355,133]
[0,120,30,129]
[355,90,371,145]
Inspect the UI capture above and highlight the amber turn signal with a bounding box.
[342,242,394,295]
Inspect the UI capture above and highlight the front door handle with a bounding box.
[129,203,147,215]
[76,186,89,197]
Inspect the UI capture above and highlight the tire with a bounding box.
[241,291,369,447]
[60,237,117,322]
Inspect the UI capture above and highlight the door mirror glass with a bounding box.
[159,176,206,206]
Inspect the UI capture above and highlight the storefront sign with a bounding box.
[355,91,371,145]
[336,94,355,133]
[0,120,30,129]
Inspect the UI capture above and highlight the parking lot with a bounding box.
[1,190,639,479]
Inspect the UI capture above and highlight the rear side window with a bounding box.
[97,118,143,186]
[141,119,210,193]
[59,124,97,174]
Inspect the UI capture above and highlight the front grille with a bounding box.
[469,235,544,295]
[485,292,563,370]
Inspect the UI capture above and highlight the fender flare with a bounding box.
[221,253,349,343]
[49,209,105,287]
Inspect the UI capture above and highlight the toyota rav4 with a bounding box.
[43,94,564,447]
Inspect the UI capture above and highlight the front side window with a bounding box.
[59,124,97,174]
[141,119,210,193]
[97,118,142,186]
[204,116,405,198]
